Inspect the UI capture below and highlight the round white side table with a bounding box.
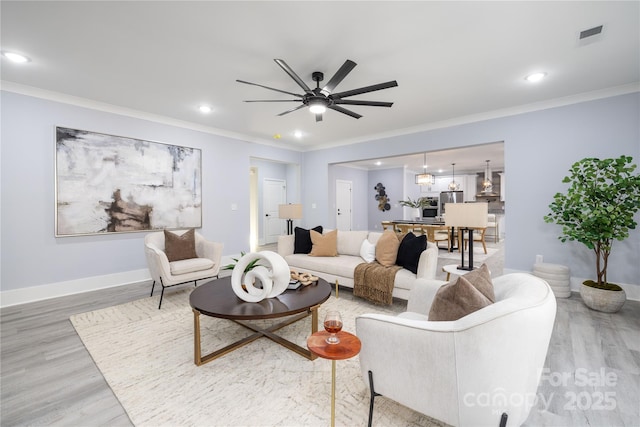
[442,264,476,281]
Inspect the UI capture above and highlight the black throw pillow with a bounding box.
[396,232,427,274]
[294,226,323,254]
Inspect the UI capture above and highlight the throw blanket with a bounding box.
[353,262,402,305]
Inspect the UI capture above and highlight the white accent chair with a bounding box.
[144,230,223,309]
[356,273,556,427]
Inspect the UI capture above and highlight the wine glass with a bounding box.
[324,310,343,344]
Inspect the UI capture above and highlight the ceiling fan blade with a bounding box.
[328,105,362,119]
[243,100,301,102]
[333,99,393,107]
[274,59,313,94]
[236,79,303,98]
[331,80,398,99]
[277,104,307,117]
[315,113,323,122]
[320,60,357,96]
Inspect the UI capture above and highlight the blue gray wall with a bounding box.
[302,92,640,288]
[1,90,638,295]
[0,91,302,292]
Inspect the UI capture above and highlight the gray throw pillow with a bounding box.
[428,264,494,321]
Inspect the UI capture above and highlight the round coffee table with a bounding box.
[190,276,331,365]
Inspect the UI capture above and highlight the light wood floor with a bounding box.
[1,242,638,426]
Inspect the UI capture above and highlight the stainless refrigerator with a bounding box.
[440,191,464,214]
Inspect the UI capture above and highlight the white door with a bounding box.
[336,180,352,231]
[263,179,286,244]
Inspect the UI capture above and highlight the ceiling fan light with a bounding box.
[309,103,326,114]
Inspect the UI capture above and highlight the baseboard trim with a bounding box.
[503,268,639,301]
[4,266,637,308]
[0,269,152,308]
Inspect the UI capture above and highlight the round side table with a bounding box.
[442,264,474,281]
[307,331,361,427]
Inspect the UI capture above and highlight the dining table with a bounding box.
[386,220,458,252]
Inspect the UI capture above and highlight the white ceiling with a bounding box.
[337,141,505,174]
[1,1,638,169]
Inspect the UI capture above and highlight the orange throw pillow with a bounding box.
[309,229,338,257]
[375,230,400,267]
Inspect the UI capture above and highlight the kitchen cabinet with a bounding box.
[499,172,506,201]
[462,174,476,201]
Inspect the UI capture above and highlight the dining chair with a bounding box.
[487,214,499,243]
[381,221,395,231]
[463,227,488,254]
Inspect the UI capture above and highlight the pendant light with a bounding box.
[415,153,435,185]
[482,160,493,193]
[448,163,459,190]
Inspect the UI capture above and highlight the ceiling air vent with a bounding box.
[580,25,603,40]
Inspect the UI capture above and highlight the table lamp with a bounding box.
[278,203,303,235]
[444,203,488,271]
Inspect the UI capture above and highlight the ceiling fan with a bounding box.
[236,59,398,122]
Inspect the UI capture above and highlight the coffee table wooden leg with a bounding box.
[193,309,202,366]
[311,304,319,334]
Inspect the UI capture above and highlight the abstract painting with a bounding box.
[55,127,202,236]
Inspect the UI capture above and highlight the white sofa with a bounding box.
[356,273,557,427]
[277,230,438,300]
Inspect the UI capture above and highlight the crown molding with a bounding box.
[305,82,640,152]
[0,81,305,152]
[2,80,637,154]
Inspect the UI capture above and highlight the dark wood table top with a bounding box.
[307,331,361,360]
[190,276,332,320]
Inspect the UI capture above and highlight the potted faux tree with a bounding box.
[399,197,430,220]
[544,155,640,312]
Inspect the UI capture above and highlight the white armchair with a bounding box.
[144,230,223,309]
[356,273,556,427]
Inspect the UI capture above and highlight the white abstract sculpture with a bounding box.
[231,251,290,302]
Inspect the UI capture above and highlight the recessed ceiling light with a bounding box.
[198,105,212,113]
[375,161,382,166]
[525,72,547,83]
[2,51,30,63]
[294,130,303,138]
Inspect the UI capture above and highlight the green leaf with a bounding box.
[544,155,640,286]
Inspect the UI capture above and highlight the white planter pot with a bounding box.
[412,208,421,220]
[579,283,626,313]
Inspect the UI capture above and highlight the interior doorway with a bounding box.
[263,178,286,245]
[336,179,352,230]
[249,158,301,249]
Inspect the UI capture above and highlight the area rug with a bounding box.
[70,290,444,427]
[437,246,498,263]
